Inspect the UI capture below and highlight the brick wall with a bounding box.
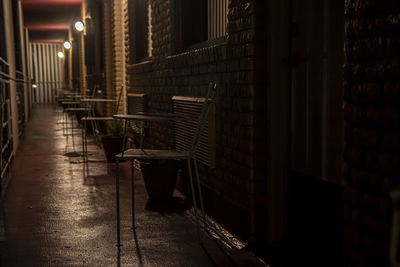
[127,0,268,243]
[344,0,400,265]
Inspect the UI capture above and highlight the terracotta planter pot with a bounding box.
[101,136,124,163]
[140,159,179,201]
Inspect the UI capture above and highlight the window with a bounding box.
[0,0,7,60]
[130,0,152,62]
[178,0,228,50]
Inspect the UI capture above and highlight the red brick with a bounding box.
[353,37,383,59]
[384,14,400,32]
[344,146,364,166]
[383,58,400,79]
[378,153,399,174]
[363,106,381,125]
[344,186,362,206]
[351,168,381,192]
[351,209,383,234]
[384,83,400,103]
[365,61,386,81]
[354,0,383,15]
[344,123,352,143]
[351,83,382,103]
[382,176,400,194]
[351,250,366,266]
[382,108,399,127]
[363,193,380,213]
[344,164,351,184]
[344,224,363,247]
[344,204,352,222]
[380,198,392,218]
[344,103,362,123]
[344,81,351,100]
[344,62,364,81]
[386,37,400,57]
[363,235,389,259]
[352,127,380,147]
[365,151,380,170]
[383,222,392,241]
[382,131,400,150]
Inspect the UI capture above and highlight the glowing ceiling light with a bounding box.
[57,52,64,58]
[74,21,84,32]
[63,41,71,49]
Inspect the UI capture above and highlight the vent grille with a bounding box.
[173,96,215,168]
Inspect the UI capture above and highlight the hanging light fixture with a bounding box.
[32,84,37,88]
[57,52,64,58]
[63,41,71,49]
[74,21,84,32]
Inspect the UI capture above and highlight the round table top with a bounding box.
[62,101,81,105]
[80,98,117,102]
[112,113,179,122]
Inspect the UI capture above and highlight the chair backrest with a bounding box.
[113,85,124,114]
[188,82,217,157]
[90,84,98,98]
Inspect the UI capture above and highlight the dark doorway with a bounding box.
[286,0,344,265]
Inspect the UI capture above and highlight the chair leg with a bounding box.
[81,120,85,163]
[63,109,66,136]
[131,160,135,230]
[65,111,68,143]
[84,120,88,164]
[71,112,75,149]
[187,158,201,242]
[193,158,205,219]
[122,119,127,157]
[116,158,121,249]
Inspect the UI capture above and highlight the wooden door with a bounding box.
[289,0,344,184]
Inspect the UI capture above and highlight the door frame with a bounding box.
[264,0,291,241]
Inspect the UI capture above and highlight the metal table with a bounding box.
[111,112,198,248]
[80,99,117,164]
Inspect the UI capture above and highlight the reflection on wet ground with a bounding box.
[0,104,267,266]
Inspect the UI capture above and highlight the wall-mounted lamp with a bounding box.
[63,41,71,49]
[57,52,64,58]
[32,84,37,88]
[74,21,84,32]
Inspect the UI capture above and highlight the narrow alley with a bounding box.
[0,105,265,266]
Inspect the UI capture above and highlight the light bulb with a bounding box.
[63,41,71,49]
[57,52,64,58]
[74,21,84,32]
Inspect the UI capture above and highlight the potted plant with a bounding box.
[141,159,179,199]
[140,159,181,211]
[101,119,126,163]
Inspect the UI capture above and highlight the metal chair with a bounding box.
[81,86,124,164]
[114,82,217,248]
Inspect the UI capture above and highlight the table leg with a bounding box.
[71,111,75,149]
[131,160,135,230]
[116,158,121,249]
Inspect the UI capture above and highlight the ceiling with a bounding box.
[21,0,83,43]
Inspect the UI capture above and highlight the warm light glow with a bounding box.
[32,84,37,88]
[63,41,71,49]
[74,21,84,32]
[57,52,64,58]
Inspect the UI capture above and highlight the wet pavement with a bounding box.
[0,105,267,266]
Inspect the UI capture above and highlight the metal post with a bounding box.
[116,158,121,248]
[131,160,135,230]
